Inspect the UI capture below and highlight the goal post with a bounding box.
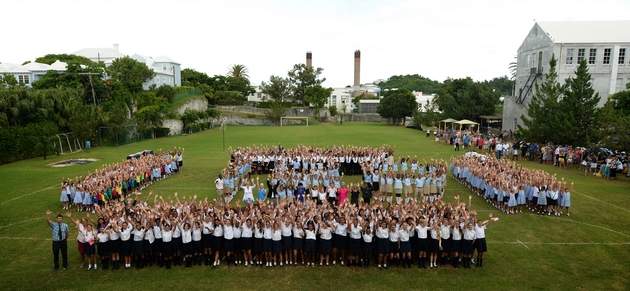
[280,116,309,126]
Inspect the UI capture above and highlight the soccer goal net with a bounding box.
[280,116,309,126]
[55,132,82,155]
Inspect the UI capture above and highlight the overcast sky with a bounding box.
[2,0,629,87]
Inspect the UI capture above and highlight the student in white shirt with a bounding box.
[415,219,430,268]
[348,218,362,266]
[254,221,264,266]
[192,221,203,266]
[292,219,305,265]
[271,221,283,266]
[202,217,214,266]
[241,218,254,266]
[97,227,110,270]
[161,223,174,269]
[119,221,133,268]
[132,222,146,269]
[361,222,374,267]
[332,217,348,265]
[180,221,193,267]
[375,220,390,268]
[462,223,476,268]
[304,220,317,266]
[318,220,333,266]
[399,220,413,268]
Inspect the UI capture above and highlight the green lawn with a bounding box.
[0,123,628,290]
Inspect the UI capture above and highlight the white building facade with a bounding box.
[503,21,630,131]
[0,60,67,86]
[75,44,181,89]
[327,87,354,113]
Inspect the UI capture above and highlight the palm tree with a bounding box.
[228,64,249,80]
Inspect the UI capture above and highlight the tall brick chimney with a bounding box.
[306,51,312,68]
[354,50,361,87]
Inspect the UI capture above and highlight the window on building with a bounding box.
[577,49,586,63]
[603,48,612,64]
[620,48,626,64]
[565,48,574,64]
[588,49,597,64]
[17,75,30,84]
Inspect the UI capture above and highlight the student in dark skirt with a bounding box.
[211,219,223,267]
[223,219,235,266]
[332,217,348,265]
[375,220,390,268]
[399,220,413,268]
[108,223,122,269]
[304,221,317,266]
[439,219,451,266]
[462,223,475,268]
[192,221,203,265]
[347,218,363,266]
[180,222,193,267]
[132,222,146,269]
[271,222,283,266]
[361,223,374,267]
[151,221,163,267]
[202,217,213,266]
[254,221,264,266]
[318,221,333,266]
[280,219,293,265]
[450,220,462,268]
[415,219,430,268]
[233,220,243,265]
[429,224,440,268]
[119,222,133,269]
[97,229,110,269]
[388,221,400,266]
[292,221,305,265]
[262,221,273,267]
[161,223,174,269]
[241,218,254,266]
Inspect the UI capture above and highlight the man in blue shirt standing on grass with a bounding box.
[46,210,69,270]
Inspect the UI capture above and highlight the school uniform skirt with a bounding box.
[400,240,412,253]
[182,241,193,256]
[263,238,272,253]
[174,237,183,254]
[212,235,222,252]
[548,198,558,206]
[202,234,212,249]
[429,238,439,253]
[224,238,234,253]
[282,236,293,251]
[474,238,488,252]
[272,240,282,254]
[233,238,241,253]
[109,239,121,254]
[462,239,474,255]
[376,238,389,254]
[292,237,303,251]
[241,237,253,250]
[361,240,373,258]
[133,240,144,257]
[349,238,362,256]
[372,182,380,192]
[120,240,132,256]
[389,241,399,253]
[319,238,332,254]
[304,239,316,254]
[333,234,347,250]
[451,239,462,253]
[192,239,202,253]
[254,237,263,254]
[162,240,173,257]
[85,242,96,256]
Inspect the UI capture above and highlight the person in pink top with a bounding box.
[337,184,349,206]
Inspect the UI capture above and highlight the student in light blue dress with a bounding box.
[560,185,571,216]
[401,159,408,173]
[60,183,70,209]
[537,186,548,214]
[82,191,93,212]
[507,190,517,214]
[257,184,267,202]
[74,189,84,211]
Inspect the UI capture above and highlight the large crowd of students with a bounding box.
[59,149,183,212]
[451,152,571,216]
[55,145,500,270]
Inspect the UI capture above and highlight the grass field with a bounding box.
[0,123,629,290]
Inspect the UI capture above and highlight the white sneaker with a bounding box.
[333,260,336,265]
[94,264,98,270]
[87,264,92,270]
[245,262,248,266]
[280,262,283,266]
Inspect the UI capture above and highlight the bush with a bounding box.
[0,122,58,164]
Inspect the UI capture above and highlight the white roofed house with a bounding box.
[0,60,67,86]
[502,21,630,132]
[74,44,181,90]
[327,87,354,113]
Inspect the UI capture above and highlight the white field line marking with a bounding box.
[530,214,630,238]
[1,185,56,205]
[489,241,630,246]
[572,190,630,214]
[0,217,42,230]
[0,236,50,241]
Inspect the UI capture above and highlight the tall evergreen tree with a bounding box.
[561,59,601,146]
[519,55,569,143]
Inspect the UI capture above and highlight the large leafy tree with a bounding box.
[377,89,417,124]
[483,76,514,96]
[288,64,325,104]
[305,85,333,115]
[435,77,499,120]
[595,82,630,150]
[378,74,442,94]
[519,55,570,143]
[181,68,213,86]
[108,56,154,94]
[261,75,292,102]
[561,59,601,146]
